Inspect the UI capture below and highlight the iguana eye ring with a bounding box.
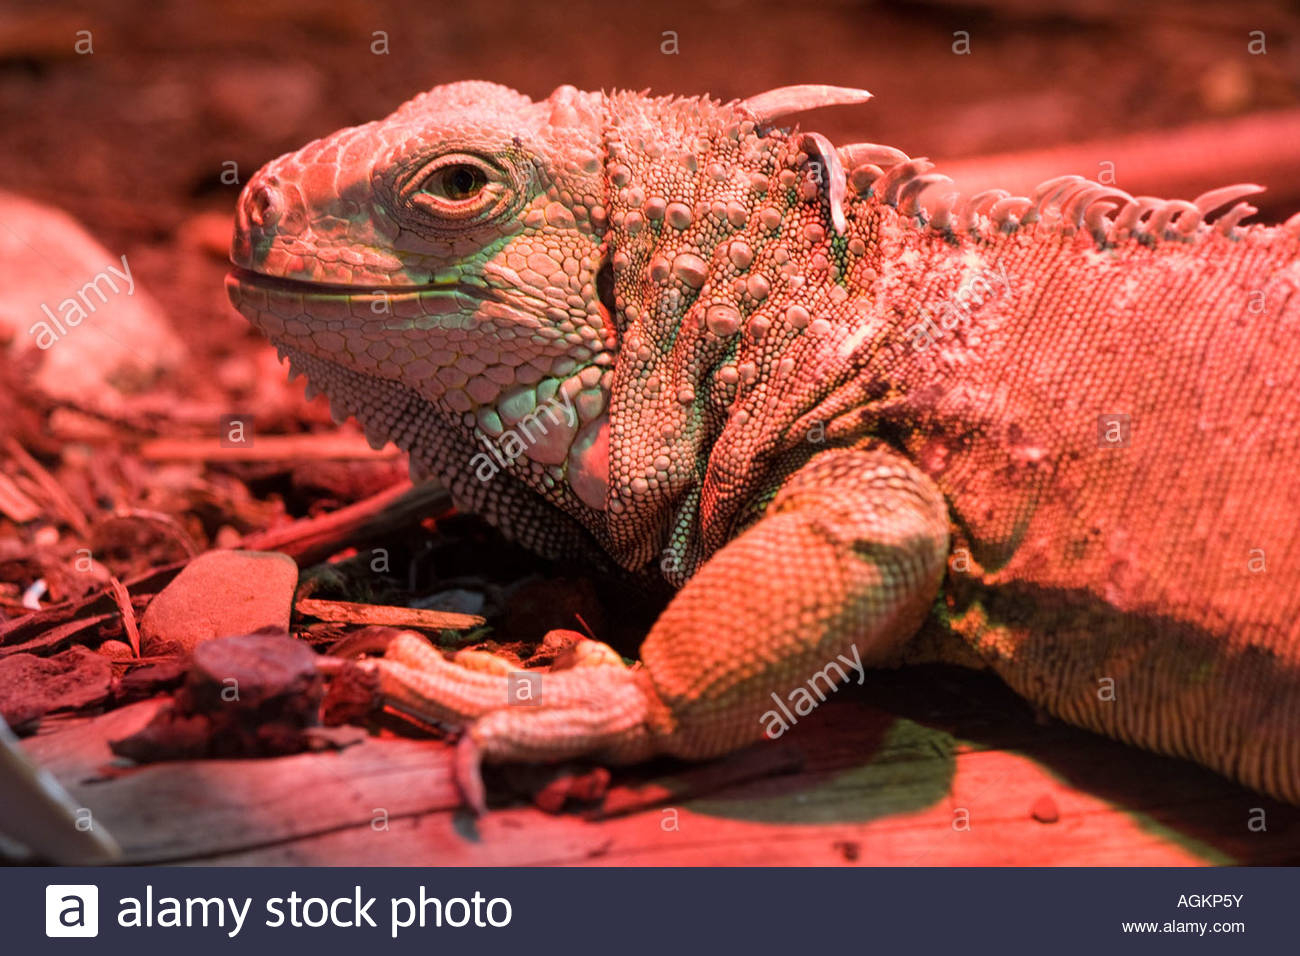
[401,153,504,223]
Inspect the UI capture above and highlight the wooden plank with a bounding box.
[179,693,1300,865]
[15,668,1300,866]
[182,749,1228,866]
[21,701,463,864]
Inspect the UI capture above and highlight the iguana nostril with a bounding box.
[247,183,283,228]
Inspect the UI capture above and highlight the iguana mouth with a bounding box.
[226,267,463,296]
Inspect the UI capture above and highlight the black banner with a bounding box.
[5,866,1283,953]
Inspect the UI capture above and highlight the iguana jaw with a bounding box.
[226,267,615,512]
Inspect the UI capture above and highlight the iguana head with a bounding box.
[227,81,617,509]
[228,80,873,571]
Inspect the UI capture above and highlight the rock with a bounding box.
[187,633,319,713]
[110,635,322,762]
[140,550,298,654]
[97,640,135,662]
[0,191,185,408]
[422,588,487,617]
[1030,793,1060,824]
[0,646,113,728]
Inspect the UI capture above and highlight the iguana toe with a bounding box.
[374,632,665,771]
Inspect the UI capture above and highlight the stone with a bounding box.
[0,191,185,409]
[97,640,135,662]
[1030,793,1060,824]
[140,550,298,654]
[110,635,322,762]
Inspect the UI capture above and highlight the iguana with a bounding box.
[226,81,1300,807]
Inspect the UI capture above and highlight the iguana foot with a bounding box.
[373,631,667,808]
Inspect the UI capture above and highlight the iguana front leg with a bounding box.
[373,446,950,771]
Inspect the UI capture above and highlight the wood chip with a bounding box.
[0,614,113,660]
[4,436,89,535]
[0,562,184,650]
[0,471,39,523]
[0,645,113,726]
[296,597,484,631]
[106,576,140,657]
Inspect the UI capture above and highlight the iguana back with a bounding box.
[864,208,1300,802]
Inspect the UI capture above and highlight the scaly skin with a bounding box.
[227,81,1300,804]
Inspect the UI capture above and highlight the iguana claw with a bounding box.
[372,632,663,781]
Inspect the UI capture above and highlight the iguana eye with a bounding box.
[427,164,487,201]
[396,151,529,234]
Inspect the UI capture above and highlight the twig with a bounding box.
[239,479,451,565]
[296,597,484,632]
[138,433,400,462]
